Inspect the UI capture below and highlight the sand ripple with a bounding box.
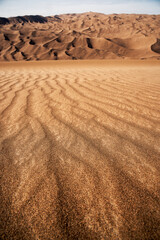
[0,61,160,239]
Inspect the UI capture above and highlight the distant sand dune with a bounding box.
[0,13,160,61]
[0,60,160,239]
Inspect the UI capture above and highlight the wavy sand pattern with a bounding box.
[0,61,160,239]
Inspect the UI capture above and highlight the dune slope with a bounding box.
[0,13,160,60]
[0,61,160,239]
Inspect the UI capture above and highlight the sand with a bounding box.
[0,13,160,61]
[0,60,160,239]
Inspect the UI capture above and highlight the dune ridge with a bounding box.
[0,60,160,239]
[0,12,160,61]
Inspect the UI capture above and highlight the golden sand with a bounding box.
[0,60,160,239]
[0,13,160,61]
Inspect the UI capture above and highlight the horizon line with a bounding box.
[1,11,160,18]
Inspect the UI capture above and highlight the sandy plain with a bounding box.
[0,60,160,239]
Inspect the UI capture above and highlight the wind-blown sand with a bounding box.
[0,13,160,61]
[0,60,160,239]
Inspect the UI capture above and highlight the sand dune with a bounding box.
[0,60,160,239]
[0,13,160,61]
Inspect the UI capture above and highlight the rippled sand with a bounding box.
[0,60,160,239]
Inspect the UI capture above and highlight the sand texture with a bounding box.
[0,60,160,239]
[0,13,160,61]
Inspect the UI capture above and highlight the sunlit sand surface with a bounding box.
[0,13,160,61]
[0,60,160,239]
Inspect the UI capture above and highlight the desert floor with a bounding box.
[0,60,160,240]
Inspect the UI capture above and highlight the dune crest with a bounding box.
[0,12,160,61]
